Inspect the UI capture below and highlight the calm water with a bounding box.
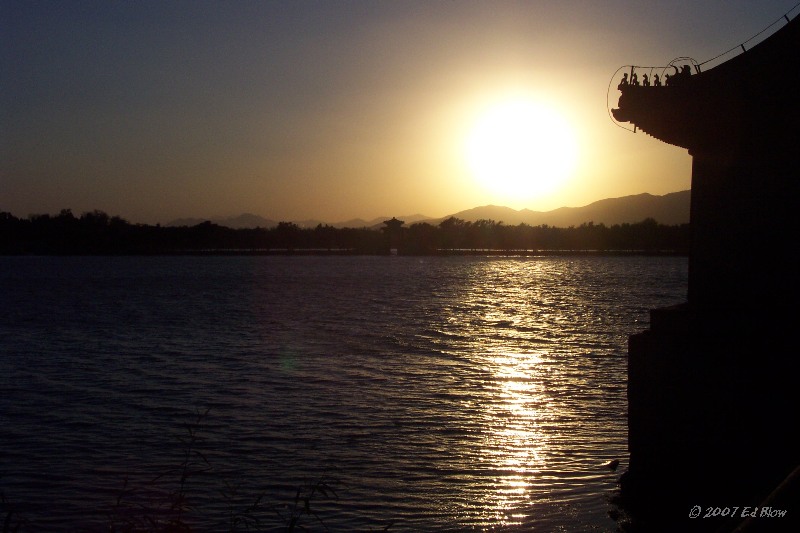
[0,255,687,531]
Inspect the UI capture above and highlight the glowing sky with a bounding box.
[2,1,797,224]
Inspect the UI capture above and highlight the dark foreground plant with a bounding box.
[220,478,266,532]
[1,478,31,533]
[106,409,348,532]
[2,496,23,533]
[4,409,392,532]
[107,408,209,532]
[274,475,340,532]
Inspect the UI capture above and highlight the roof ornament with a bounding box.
[607,4,799,133]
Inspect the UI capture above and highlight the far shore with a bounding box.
[2,249,689,257]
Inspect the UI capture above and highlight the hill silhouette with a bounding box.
[167,191,690,229]
[168,213,278,229]
[439,191,690,227]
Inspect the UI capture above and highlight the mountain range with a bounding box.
[168,190,690,229]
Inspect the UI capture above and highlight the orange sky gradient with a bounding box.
[2,1,797,224]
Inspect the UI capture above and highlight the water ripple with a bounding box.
[0,255,687,531]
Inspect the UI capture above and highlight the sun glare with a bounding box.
[465,98,578,201]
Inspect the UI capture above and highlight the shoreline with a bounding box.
[1,249,689,257]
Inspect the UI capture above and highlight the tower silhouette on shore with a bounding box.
[382,217,405,254]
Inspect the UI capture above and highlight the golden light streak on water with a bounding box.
[477,349,561,527]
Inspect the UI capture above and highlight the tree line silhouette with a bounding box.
[0,209,689,255]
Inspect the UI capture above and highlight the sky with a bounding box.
[2,0,798,225]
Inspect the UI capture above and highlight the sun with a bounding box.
[465,97,578,201]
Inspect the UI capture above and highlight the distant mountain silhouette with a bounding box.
[438,191,690,227]
[168,213,277,229]
[168,213,433,229]
[332,214,432,229]
[167,191,690,229]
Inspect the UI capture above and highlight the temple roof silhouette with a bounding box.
[618,10,800,528]
[611,13,799,155]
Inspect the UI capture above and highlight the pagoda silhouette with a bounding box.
[611,10,799,532]
[382,216,405,254]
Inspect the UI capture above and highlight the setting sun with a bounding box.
[465,98,578,201]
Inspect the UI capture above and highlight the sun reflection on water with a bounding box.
[441,259,584,528]
[430,258,645,529]
[477,349,555,526]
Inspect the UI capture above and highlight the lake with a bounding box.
[0,255,687,531]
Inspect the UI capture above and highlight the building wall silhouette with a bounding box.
[612,14,800,531]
